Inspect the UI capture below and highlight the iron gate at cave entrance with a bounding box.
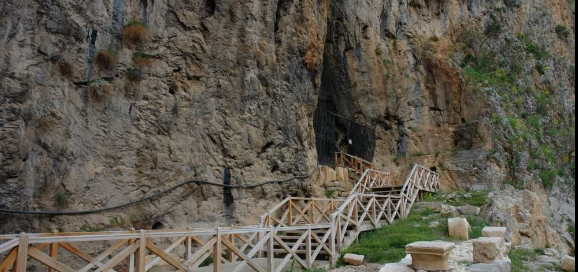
[313,107,376,166]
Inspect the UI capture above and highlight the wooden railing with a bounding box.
[0,155,439,272]
[350,169,393,195]
[260,198,345,228]
[399,164,441,218]
[334,152,376,176]
[259,163,439,267]
[0,225,335,272]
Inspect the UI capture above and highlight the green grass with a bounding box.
[467,215,488,239]
[424,190,490,207]
[341,209,451,264]
[325,190,336,198]
[510,248,543,272]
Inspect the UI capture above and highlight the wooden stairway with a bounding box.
[0,154,440,272]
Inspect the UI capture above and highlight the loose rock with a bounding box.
[344,254,365,266]
[560,255,576,271]
[473,237,507,264]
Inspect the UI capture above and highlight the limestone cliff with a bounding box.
[0,0,575,251]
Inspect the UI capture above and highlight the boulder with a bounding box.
[441,205,460,218]
[449,218,470,240]
[482,227,508,240]
[459,205,481,216]
[473,237,507,264]
[343,253,365,266]
[379,263,415,272]
[406,241,455,271]
[560,255,575,271]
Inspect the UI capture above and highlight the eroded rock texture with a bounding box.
[0,0,575,248]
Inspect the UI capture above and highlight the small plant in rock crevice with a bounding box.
[555,25,572,39]
[55,191,68,207]
[126,68,144,82]
[133,52,156,67]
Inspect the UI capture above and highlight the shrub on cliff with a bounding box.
[58,61,75,78]
[95,50,117,70]
[123,21,148,47]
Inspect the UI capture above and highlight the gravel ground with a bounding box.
[329,264,382,272]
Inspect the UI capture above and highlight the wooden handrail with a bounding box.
[0,151,440,272]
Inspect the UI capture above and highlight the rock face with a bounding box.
[485,186,574,254]
[0,0,574,234]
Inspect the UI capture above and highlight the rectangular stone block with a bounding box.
[449,218,470,240]
[483,227,508,239]
[406,241,455,271]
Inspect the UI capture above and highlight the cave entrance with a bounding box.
[313,106,376,166]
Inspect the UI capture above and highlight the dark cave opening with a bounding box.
[205,0,216,16]
[152,221,164,230]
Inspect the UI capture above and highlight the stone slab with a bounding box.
[483,227,508,239]
[406,241,456,256]
[343,253,365,266]
[379,263,415,272]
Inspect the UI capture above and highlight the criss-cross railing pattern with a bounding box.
[334,152,376,176]
[0,156,439,272]
[350,169,393,194]
[0,226,335,272]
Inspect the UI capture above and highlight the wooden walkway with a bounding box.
[0,154,440,272]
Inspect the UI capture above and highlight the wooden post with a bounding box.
[127,228,136,272]
[306,226,312,269]
[336,217,342,251]
[311,200,315,224]
[135,230,146,272]
[48,230,59,272]
[213,228,221,272]
[330,217,337,269]
[14,233,29,272]
[267,227,275,272]
[288,199,293,226]
[257,224,264,259]
[228,234,235,262]
[185,229,192,261]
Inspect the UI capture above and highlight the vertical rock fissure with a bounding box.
[223,168,235,223]
[140,0,148,24]
[110,0,126,48]
[86,29,98,80]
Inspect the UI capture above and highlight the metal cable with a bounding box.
[0,171,316,216]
